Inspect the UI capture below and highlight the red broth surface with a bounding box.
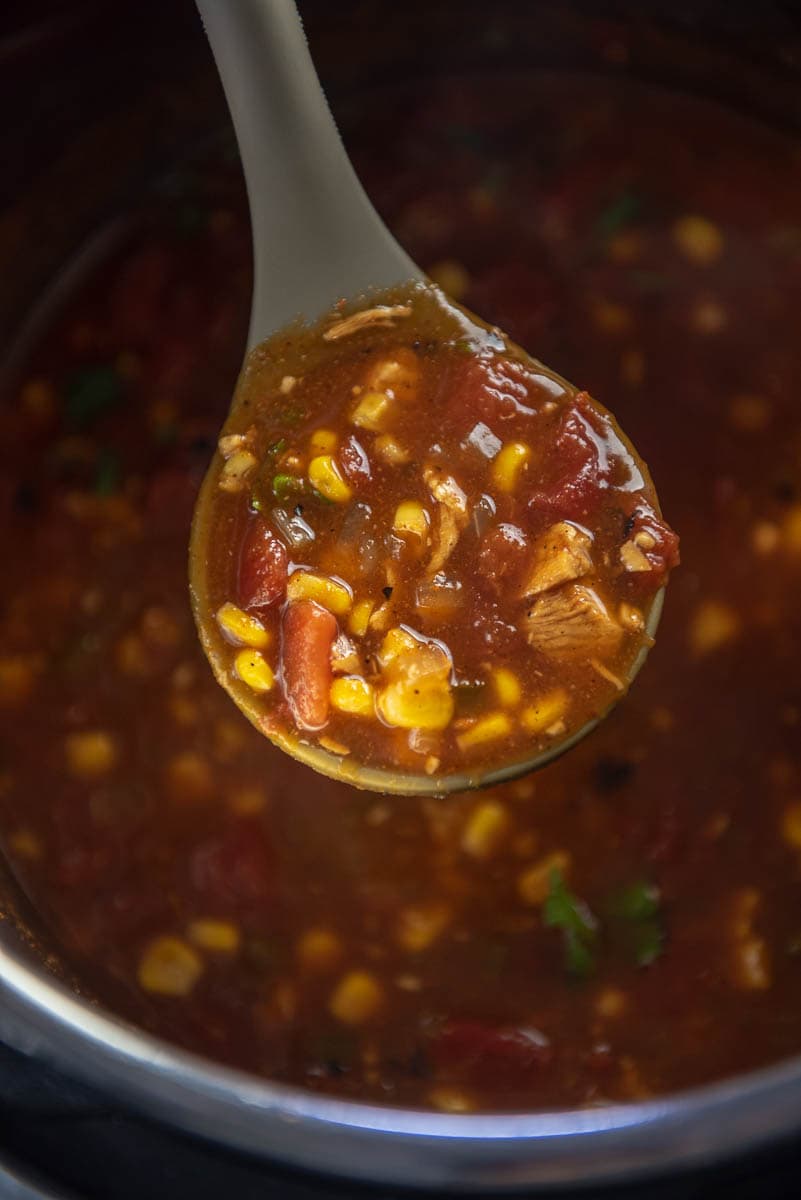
[1,75,801,1112]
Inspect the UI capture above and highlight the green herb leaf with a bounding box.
[608,880,664,967]
[93,448,121,496]
[544,869,598,978]
[266,438,287,460]
[66,365,123,430]
[595,189,642,242]
[272,474,302,501]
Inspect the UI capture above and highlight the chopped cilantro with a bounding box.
[271,474,301,501]
[266,438,287,459]
[66,365,123,430]
[93,449,120,495]
[544,869,598,978]
[608,880,664,967]
[595,189,642,242]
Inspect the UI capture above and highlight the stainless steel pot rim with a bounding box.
[1,937,800,1190]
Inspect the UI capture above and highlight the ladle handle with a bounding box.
[196,0,420,349]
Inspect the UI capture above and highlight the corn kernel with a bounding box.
[782,505,801,554]
[65,730,117,778]
[518,850,571,906]
[329,970,384,1025]
[296,927,343,972]
[166,751,214,803]
[349,599,375,637]
[330,675,374,716]
[461,801,510,860]
[187,919,241,953]
[378,677,453,731]
[427,259,470,300]
[493,667,521,708]
[592,300,632,334]
[8,829,43,861]
[169,694,199,727]
[228,784,267,815]
[521,690,568,735]
[218,449,258,492]
[374,434,410,464]
[216,602,269,648]
[234,648,274,692]
[308,455,352,503]
[456,712,512,750]
[378,626,420,666]
[781,802,801,850]
[595,987,629,1019]
[286,570,352,615]
[138,935,203,996]
[689,600,741,656]
[21,378,56,421]
[491,441,530,494]
[0,655,41,706]
[393,500,430,542]
[396,903,451,953]
[309,428,338,455]
[428,1087,475,1113]
[672,214,724,265]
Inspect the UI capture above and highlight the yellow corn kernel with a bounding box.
[396,902,451,953]
[309,428,337,455]
[461,801,510,860]
[329,970,384,1025]
[456,712,512,751]
[595,987,629,1019]
[296,927,343,972]
[378,626,420,666]
[672,214,724,265]
[349,599,375,637]
[781,802,801,850]
[8,828,43,861]
[234,648,275,693]
[393,500,430,542]
[351,390,392,431]
[428,1086,475,1113]
[218,449,258,492]
[286,570,352,616]
[228,784,267,815]
[216,602,269,649]
[374,434,410,464]
[0,654,40,706]
[689,600,741,657]
[166,751,214,803]
[521,690,568,735]
[330,675,374,717]
[493,667,521,708]
[137,935,203,997]
[378,677,454,731]
[517,850,571,906]
[187,919,241,953]
[308,454,352,503]
[491,441,530,494]
[65,730,117,778]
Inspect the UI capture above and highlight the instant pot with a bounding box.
[2,1,801,1195]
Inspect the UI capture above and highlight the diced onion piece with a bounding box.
[330,675,375,717]
[270,506,315,552]
[234,648,275,692]
[216,601,270,648]
[286,571,352,616]
[218,449,258,492]
[491,441,531,494]
[394,500,430,542]
[374,434,410,464]
[520,689,568,734]
[492,667,521,708]
[456,712,512,750]
[309,428,337,455]
[308,455,352,503]
[415,575,463,618]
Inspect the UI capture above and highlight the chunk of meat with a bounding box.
[281,600,337,730]
[524,584,623,659]
[423,465,469,576]
[521,521,593,597]
[431,1020,553,1088]
[239,517,288,610]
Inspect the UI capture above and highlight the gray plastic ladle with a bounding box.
[191,0,665,796]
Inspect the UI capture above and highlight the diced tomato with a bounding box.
[339,434,371,486]
[191,820,273,908]
[281,600,337,730]
[431,1020,553,1087]
[623,500,681,592]
[527,393,610,522]
[477,523,529,593]
[443,352,538,436]
[238,517,288,610]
